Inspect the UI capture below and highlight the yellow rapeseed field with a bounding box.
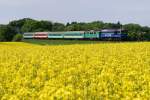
[0,42,150,100]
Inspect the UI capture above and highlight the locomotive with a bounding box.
[23,29,127,40]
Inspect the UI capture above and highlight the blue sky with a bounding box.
[0,0,150,26]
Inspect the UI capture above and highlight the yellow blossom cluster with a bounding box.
[0,42,150,100]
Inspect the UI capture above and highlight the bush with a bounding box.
[12,34,23,41]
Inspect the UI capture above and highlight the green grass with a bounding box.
[23,39,103,45]
[23,39,126,46]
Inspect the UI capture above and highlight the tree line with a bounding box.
[0,18,150,41]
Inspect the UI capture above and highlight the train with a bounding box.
[23,29,127,40]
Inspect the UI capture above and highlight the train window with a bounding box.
[65,34,82,36]
[114,31,118,35]
[35,34,47,36]
[24,34,33,36]
[49,34,61,36]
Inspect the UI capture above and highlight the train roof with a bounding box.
[101,29,125,32]
[49,31,85,34]
[24,31,85,34]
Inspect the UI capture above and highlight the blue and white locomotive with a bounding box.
[100,29,127,40]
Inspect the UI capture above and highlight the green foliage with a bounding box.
[52,23,65,31]
[8,18,31,33]
[65,21,104,31]
[0,18,150,41]
[124,24,150,41]
[13,34,23,41]
[8,18,53,32]
[0,25,5,41]
[21,19,40,32]
[0,25,16,41]
[39,20,53,31]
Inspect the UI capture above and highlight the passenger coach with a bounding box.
[34,32,48,39]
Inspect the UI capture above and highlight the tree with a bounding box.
[0,25,5,41]
[124,24,143,41]
[21,19,53,32]
[66,22,70,26]
[52,23,65,31]
[9,18,33,33]
[117,21,121,29]
[13,34,23,41]
[39,20,52,31]
[21,19,40,32]
[89,21,104,30]
[0,25,16,41]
